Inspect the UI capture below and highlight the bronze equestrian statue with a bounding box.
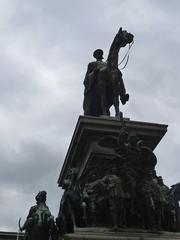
[83,27,134,117]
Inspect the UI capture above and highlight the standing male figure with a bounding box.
[102,167,126,230]
[83,49,107,116]
[20,191,56,240]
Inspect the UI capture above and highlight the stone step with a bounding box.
[66,228,180,240]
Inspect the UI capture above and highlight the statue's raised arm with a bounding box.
[83,27,134,117]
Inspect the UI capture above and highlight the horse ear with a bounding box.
[118,27,122,33]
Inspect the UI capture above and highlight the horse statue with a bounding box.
[19,191,57,240]
[83,27,134,117]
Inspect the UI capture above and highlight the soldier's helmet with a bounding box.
[93,49,104,60]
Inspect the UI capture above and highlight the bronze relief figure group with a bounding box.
[58,128,180,233]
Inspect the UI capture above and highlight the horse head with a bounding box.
[118,27,134,47]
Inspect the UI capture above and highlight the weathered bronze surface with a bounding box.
[83,27,133,117]
[57,116,180,233]
[55,28,180,235]
[58,124,180,232]
[58,116,168,185]
[20,191,56,240]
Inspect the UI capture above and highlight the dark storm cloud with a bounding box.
[0,0,179,231]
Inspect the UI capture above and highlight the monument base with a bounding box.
[57,116,174,234]
[66,228,180,240]
[58,115,168,186]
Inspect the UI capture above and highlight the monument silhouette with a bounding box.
[56,28,180,239]
[17,27,180,240]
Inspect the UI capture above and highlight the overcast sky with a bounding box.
[0,0,179,232]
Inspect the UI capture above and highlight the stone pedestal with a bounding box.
[58,115,167,187]
[57,115,170,232]
[0,231,24,240]
[66,228,180,240]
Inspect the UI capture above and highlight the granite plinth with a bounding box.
[58,115,167,187]
[0,232,24,240]
[66,228,180,240]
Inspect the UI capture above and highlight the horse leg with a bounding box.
[113,90,122,118]
[114,95,120,117]
[111,71,123,117]
[101,93,109,116]
[99,73,109,116]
